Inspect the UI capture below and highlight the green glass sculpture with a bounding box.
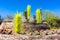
[13,12,22,34]
[36,9,42,24]
[27,5,31,20]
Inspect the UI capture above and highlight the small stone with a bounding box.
[57,30,60,34]
[34,31,40,35]
[5,29,12,34]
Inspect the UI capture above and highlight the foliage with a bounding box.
[54,18,60,27]
[43,10,60,29]
[43,11,57,25]
[24,10,27,20]
[36,9,42,24]
[13,13,22,34]
[24,10,29,23]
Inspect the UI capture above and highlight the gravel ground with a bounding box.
[0,34,60,40]
[0,34,41,40]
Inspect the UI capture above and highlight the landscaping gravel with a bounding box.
[0,34,60,40]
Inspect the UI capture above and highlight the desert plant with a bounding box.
[27,5,31,20]
[43,11,58,25]
[24,10,27,20]
[13,13,22,34]
[36,9,42,24]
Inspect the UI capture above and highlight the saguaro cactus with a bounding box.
[27,5,31,20]
[13,12,22,34]
[36,9,42,24]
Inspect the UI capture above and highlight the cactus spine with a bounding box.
[27,5,31,20]
[36,9,42,24]
[14,12,22,34]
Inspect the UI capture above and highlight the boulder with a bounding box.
[0,22,13,34]
[34,24,50,31]
[0,25,3,33]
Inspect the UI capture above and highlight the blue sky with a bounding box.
[0,0,60,18]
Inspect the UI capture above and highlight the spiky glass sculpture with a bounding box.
[27,5,31,20]
[13,12,22,34]
[36,9,41,24]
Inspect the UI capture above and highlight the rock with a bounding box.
[31,31,40,35]
[1,30,5,34]
[0,26,3,33]
[57,30,60,34]
[0,33,60,40]
[47,31,53,35]
[0,22,13,34]
[0,29,3,33]
[40,31,46,37]
[5,29,12,34]
[35,24,50,31]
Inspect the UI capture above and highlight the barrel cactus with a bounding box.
[36,9,42,24]
[13,12,22,34]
